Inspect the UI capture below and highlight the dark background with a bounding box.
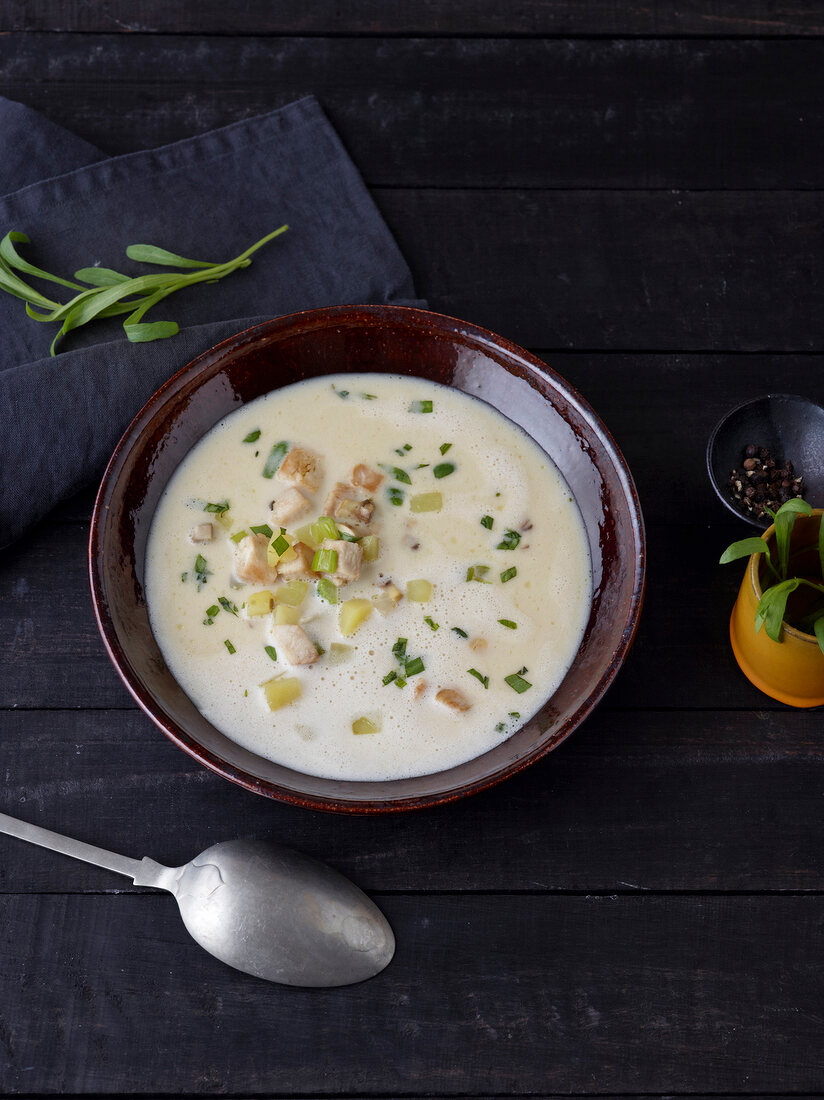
[0,3,822,1095]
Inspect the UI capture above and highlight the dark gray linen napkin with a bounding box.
[0,96,422,548]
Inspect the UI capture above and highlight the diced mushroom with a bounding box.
[323,482,375,528]
[276,446,323,493]
[189,522,214,543]
[270,487,311,526]
[233,533,279,585]
[270,624,319,666]
[321,538,363,586]
[435,688,472,713]
[469,637,487,652]
[275,541,318,581]
[351,464,384,493]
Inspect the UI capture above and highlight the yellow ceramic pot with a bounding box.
[729,509,824,707]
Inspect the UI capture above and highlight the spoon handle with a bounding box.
[0,810,145,880]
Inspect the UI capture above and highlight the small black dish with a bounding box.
[707,393,824,528]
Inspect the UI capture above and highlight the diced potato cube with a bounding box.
[270,487,311,526]
[273,604,301,626]
[360,535,380,562]
[189,523,214,543]
[275,580,309,606]
[263,677,302,711]
[276,446,323,493]
[406,579,432,602]
[352,716,381,736]
[247,590,275,617]
[410,492,442,513]
[328,643,353,665]
[339,598,373,637]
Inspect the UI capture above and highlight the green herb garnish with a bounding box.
[452,626,469,638]
[224,639,237,655]
[466,564,491,583]
[0,226,288,356]
[424,616,440,631]
[262,441,289,479]
[243,429,261,443]
[496,529,521,550]
[203,604,220,625]
[439,443,452,455]
[264,645,278,661]
[230,529,248,544]
[250,523,273,538]
[480,515,494,530]
[468,668,490,689]
[382,670,398,686]
[410,399,433,413]
[271,528,290,557]
[498,619,517,629]
[433,463,455,479]
[504,669,532,693]
[361,393,377,400]
[218,596,238,616]
[394,677,407,688]
[194,554,210,590]
[204,500,230,516]
[380,464,412,485]
[404,656,425,677]
[500,566,518,583]
[392,637,408,661]
[387,486,405,506]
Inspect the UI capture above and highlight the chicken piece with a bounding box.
[270,624,319,666]
[275,541,318,581]
[435,688,473,713]
[351,464,384,493]
[323,482,375,528]
[321,538,363,586]
[414,679,428,699]
[233,533,278,585]
[276,445,323,493]
[270,486,311,526]
[189,522,213,543]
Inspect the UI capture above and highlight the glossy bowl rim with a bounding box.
[89,304,646,813]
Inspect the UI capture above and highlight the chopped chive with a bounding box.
[218,596,238,616]
[243,429,261,443]
[394,447,406,457]
[230,529,248,544]
[410,399,433,413]
[314,643,326,656]
[480,515,494,530]
[466,564,491,583]
[468,668,490,689]
[264,645,277,661]
[335,388,349,399]
[415,463,430,469]
[439,442,452,455]
[262,440,288,479]
[271,528,290,557]
[495,722,505,732]
[504,672,532,693]
[312,548,338,574]
[338,529,361,543]
[404,656,425,677]
[496,529,521,551]
[498,618,517,629]
[181,572,188,582]
[394,677,407,688]
[361,393,377,400]
[403,443,412,450]
[392,637,408,661]
[204,499,230,516]
[433,462,455,479]
[452,626,469,638]
[205,604,220,618]
[194,554,210,590]
[224,640,236,655]
[387,486,405,506]
[380,464,412,485]
[424,616,440,631]
[317,576,338,604]
[500,566,518,583]
[250,523,273,538]
[509,711,520,718]
[382,670,398,686]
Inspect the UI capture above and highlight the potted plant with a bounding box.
[720,498,824,707]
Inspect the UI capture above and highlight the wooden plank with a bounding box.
[0,894,820,1093]
[1,1,822,36]
[1,36,824,188]
[0,708,821,893]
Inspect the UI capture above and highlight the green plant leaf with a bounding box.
[125,244,220,268]
[0,231,85,291]
[814,614,824,656]
[0,255,60,308]
[772,497,812,579]
[124,320,180,343]
[719,537,769,565]
[756,579,799,642]
[819,510,824,583]
[74,267,131,286]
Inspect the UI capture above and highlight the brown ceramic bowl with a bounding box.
[90,305,645,813]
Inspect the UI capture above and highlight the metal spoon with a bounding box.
[0,811,394,987]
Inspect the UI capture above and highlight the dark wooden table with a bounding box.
[1,4,823,1095]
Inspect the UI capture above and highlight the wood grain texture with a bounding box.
[1,1,822,36]
[0,708,821,893]
[0,36,823,188]
[0,894,821,1094]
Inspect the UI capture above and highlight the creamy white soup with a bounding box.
[145,374,591,781]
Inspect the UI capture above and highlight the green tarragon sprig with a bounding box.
[0,225,288,356]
